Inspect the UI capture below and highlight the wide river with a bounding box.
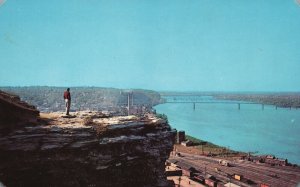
[155,96,300,165]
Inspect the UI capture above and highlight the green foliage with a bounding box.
[186,135,222,148]
[185,135,207,145]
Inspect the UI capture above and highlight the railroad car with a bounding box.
[260,183,270,187]
[181,168,191,177]
[192,174,205,184]
[264,158,288,166]
[205,178,217,187]
[234,174,243,181]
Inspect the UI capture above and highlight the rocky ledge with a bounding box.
[0,111,176,187]
[0,90,39,132]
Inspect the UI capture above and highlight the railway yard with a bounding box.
[166,145,300,187]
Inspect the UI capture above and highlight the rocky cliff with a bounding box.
[0,90,39,132]
[0,105,175,187]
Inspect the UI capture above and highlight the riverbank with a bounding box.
[182,134,297,166]
[184,135,247,158]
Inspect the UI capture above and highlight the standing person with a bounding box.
[63,88,71,115]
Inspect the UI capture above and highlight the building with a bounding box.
[177,131,185,144]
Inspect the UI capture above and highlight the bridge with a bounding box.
[164,101,270,110]
[160,93,295,110]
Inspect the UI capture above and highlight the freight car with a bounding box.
[192,174,205,184]
[260,183,270,187]
[205,178,217,187]
[181,166,199,178]
[234,174,243,181]
[263,158,288,166]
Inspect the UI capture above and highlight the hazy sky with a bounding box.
[1,0,300,91]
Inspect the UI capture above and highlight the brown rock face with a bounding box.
[0,90,39,131]
[0,111,176,187]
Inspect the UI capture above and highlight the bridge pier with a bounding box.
[193,102,195,111]
[262,104,264,110]
[276,106,278,110]
[238,103,240,110]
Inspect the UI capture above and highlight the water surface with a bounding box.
[155,96,300,165]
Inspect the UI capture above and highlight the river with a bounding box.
[154,96,300,165]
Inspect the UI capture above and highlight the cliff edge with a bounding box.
[0,91,176,187]
[0,90,39,132]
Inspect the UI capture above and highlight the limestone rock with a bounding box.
[0,90,39,132]
[0,111,176,187]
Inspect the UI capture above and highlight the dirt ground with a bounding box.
[173,144,246,161]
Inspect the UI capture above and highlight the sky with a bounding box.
[0,0,300,92]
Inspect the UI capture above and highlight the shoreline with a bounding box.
[183,134,298,166]
[184,134,248,159]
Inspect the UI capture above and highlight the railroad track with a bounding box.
[170,156,252,187]
[231,161,300,186]
[169,153,300,187]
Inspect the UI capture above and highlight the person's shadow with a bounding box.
[62,115,76,118]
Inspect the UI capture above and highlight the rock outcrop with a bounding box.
[0,90,39,132]
[0,110,176,187]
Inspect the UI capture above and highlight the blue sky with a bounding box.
[1,0,300,91]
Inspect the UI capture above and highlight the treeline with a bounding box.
[0,86,163,112]
[214,93,300,108]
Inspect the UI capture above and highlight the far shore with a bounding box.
[213,93,300,109]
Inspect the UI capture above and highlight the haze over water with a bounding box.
[155,96,300,165]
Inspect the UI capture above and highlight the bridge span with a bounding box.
[164,101,274,110]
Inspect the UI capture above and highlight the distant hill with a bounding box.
[0,87,163,112]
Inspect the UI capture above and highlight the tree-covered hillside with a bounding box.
[0,87,162,112]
